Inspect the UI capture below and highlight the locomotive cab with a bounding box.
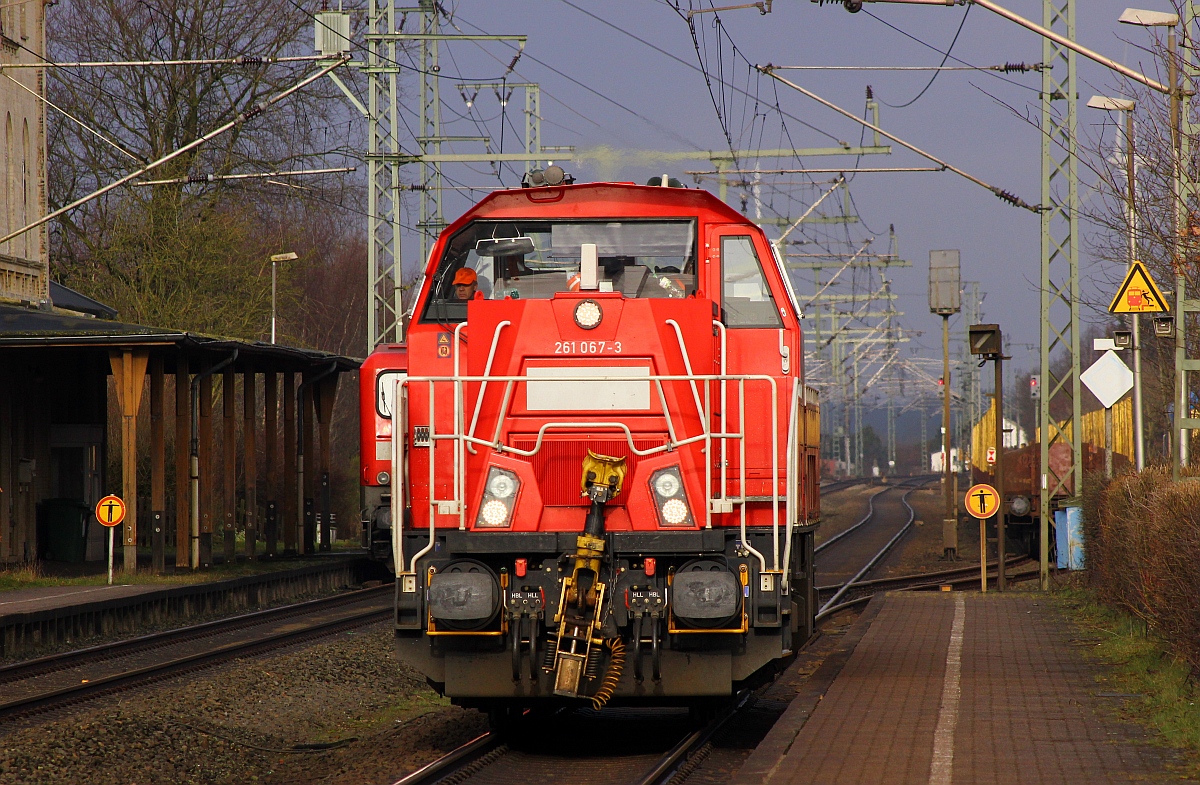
[360,179,820,711]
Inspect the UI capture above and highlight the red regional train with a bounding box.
[360,169,821,718]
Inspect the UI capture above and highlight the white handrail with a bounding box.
[665,319,708,429]
[452,323,467,529]
[391,377,406,575]
[781,378,800,591]
[466,320,511,455]
[714,320,729,505]
[400,369,781,574]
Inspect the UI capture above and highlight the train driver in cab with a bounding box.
[451,267,479,300]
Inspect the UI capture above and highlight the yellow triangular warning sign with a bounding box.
[1109,261,1170,314]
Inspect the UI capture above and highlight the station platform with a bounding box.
[0,584,167,617]
[0,556,380,659]
[735,591,1191,785]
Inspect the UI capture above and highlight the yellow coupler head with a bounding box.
[581,450,628,498]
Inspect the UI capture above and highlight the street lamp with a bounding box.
[1119,8,1185,475]
[1087,94,1145,471]
[270,252,298,344]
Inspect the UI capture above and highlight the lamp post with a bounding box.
[1087,94,1145,471]
[1119,8,1184,475]
[270,252,298,344]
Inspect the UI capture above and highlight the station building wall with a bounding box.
[0,0,49,305]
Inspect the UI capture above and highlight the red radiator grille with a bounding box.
[510,436,665,506]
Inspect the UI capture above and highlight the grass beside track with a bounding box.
[1055,585,1200,777]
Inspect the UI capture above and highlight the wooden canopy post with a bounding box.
[109,349,149,573]
[264,371,278,557]
[282,371,297,554]
[317,375,338,551]
[244,368,257,560]
[223,367,236,564]
[150,355,166,573]
[301,374,315,555]
[198,365,213,568]
[175,352,190,568]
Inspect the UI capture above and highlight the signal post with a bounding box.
[930,251,961,560]
[970,324,1006,590]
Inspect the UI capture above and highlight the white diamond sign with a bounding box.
[1081,350,1134,409]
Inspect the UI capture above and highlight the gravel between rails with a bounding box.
[0,623,489,785]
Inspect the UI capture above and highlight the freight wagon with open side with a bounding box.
[360,172,821,720]
[972,440,1127,557]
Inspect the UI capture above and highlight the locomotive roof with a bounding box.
[447,181,758,230]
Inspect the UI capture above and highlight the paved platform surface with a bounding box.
[736,591,1194,784]
[0,584,169,618]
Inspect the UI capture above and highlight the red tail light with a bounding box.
[515,558,527,578]
[644,557,656,577]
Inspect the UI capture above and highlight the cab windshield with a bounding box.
[420,219,697,323]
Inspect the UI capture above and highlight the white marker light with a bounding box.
[480,499,510,527]
[661,498,689,525]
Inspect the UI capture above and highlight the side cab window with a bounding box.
[718,234,782,328]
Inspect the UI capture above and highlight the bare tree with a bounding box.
[46,0,365,340]
[1080,0,1200,461]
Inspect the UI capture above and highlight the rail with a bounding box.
[815,479,931,618]
[0,586,392,721]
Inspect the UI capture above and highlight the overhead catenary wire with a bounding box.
[688,167,944,174]
[0,57,350,247]
[757,66,1041,213]
[878,2,972,108]
[1,72,142,163]
[764,64,1045,72]
[0,55,329,68]
[133,166,357,187]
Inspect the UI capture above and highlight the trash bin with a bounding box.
[38,498,91,563]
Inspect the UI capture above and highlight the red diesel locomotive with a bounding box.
[360,172,821,714]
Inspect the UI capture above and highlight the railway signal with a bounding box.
[969,324,1007,591]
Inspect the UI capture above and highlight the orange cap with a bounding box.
[452,268,478,286]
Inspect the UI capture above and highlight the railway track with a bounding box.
[391,692,751,785]
[818,477,867,495]
[0,584,392,725]
[381,479,1034,785]
[813,475,1038,620]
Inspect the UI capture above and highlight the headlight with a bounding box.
[650,466,692,527]
[488,472,517,499]
[376,471,390,485]
[476,466,521,528]
[653,472,681,498]
[574,299,602,329]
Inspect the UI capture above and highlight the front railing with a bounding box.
[388,320,819,590]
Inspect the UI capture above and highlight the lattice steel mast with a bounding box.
[1038,0,1080,589]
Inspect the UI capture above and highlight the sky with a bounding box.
[381,0,1169,386]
